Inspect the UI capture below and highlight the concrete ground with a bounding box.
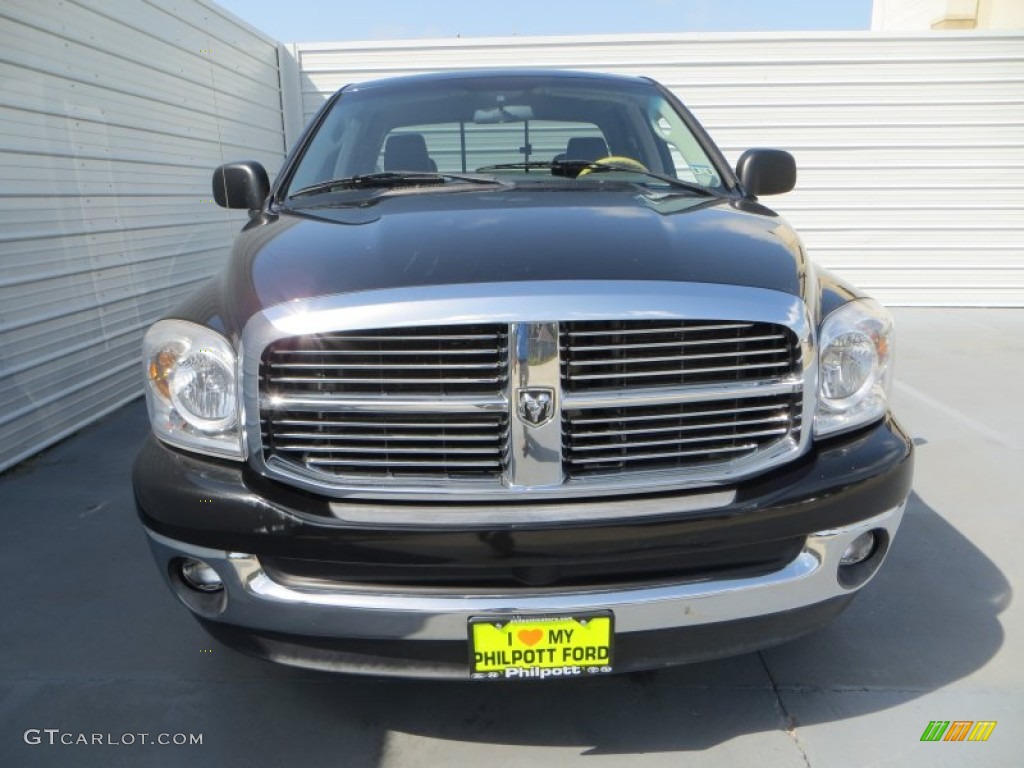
[0,308,1021,767]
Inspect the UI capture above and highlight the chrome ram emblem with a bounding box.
[517,388,554,427]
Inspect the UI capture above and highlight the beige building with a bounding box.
[873,0,1024,30]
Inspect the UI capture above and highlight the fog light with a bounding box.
[180,558,223,592]
[840,531,877,566]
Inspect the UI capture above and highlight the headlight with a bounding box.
[142,320,245,460]
[814,298,893,438]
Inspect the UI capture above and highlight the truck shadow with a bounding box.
[283,490,1009,755]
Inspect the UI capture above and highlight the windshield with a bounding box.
[283,74,725,198]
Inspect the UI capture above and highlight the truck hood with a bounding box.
[221,187,808,331]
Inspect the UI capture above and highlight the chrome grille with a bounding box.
[563,393,803,477]
[561,320,799,391]
[261,411,509,479]
[261,324,508,396]
[252,300,808,497]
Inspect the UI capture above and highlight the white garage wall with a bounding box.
[0,0,287,472]
[286,31,1024,307]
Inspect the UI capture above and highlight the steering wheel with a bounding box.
[576,156,649,177]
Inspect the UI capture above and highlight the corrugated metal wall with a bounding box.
[287,32,1024,307]
[0,0,286,472]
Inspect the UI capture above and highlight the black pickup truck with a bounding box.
[133,69,913,680]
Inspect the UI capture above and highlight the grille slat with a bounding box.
[271,431,504,442]
[306,457,503,469]
[270,375,506,385]
[270,361,501,370]
[569,444,759,464]
[567,347,790,366]
[571,414,790,438]
[278,444,503,455]
[574,334,786,352]
[569,361,792,381]
[310,333,501,341]
[569,402,786,425]
[274,348,498,356]
[571,427,790,453]
[567,322,755,336]
[273,418,498,429]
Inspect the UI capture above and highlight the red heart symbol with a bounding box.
[518,629,543,647]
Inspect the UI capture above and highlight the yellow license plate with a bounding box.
[469,613,614,680]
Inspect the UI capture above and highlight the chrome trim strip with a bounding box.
[272,362,501,370]
[561,378,802,410]
[568,333,787,351]
[264,454,504,489]
[571,427,789,452]
[275,432,505,443]
[261,435,798,502]
[572,414,790,437]
[328,488,736,526]
[307,457,500,468]
[568,348,792,367]
[143,501,905,643]
[255,282,804,334]
[242,281,814,500]
[571,361,792,380]
[260,394,508,413]
[571,403,787,424]
[571,444,757,464]
[566,322,755,336]
[507,322,563,488]
[271,375,505,384]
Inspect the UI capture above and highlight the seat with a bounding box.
[383,133,437,172]
[563,136,610,162]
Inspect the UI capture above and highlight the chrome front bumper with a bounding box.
[145,502,905,645]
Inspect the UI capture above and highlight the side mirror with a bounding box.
[212,161,270,210]
[735,149,796,197]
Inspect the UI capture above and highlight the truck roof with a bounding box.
[343,68,651,93]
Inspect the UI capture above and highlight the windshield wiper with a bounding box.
[475,161,554,172]
[476,160,719,196]
[556,160,719,196]
[288,171,503,199]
